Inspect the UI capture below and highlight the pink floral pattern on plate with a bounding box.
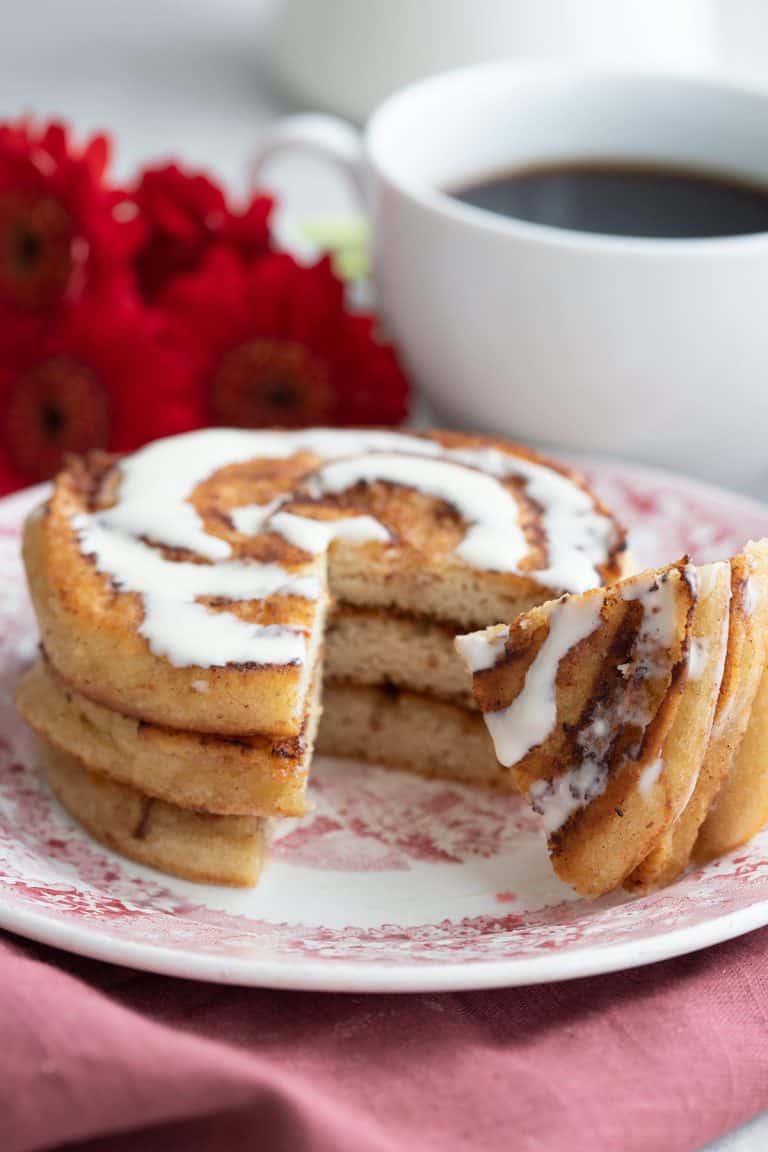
[1,465,768,990]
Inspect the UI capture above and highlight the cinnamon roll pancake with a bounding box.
[18,426,628,884]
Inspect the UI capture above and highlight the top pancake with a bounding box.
[26,427,626,737]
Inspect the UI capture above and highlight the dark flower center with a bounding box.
[210,339,334,428]
[15,227,42,271]
[5,356,109,479]
[41,401,65,435]
[263,378,301,409]
[0,193,75,307]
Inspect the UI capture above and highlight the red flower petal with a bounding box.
[160,247,409,429]
[0,291,199,489]
[134,162,274,302]
[0,118,139,334]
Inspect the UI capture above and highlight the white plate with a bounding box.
[2,461,768,992]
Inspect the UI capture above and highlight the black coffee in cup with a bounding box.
[450,161,768,238]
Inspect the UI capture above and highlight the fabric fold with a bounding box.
[4,928,768,1152]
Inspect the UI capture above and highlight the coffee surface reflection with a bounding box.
[450,162,768,238]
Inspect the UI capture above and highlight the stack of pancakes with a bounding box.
[457,541,768,897]
[16,428,626,886]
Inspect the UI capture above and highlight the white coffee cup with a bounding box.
[254,64,768,494]
[275,0,716,121]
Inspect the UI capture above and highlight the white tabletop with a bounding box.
[0,2,764,1148]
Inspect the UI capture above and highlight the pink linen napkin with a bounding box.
[3,927,768,1152]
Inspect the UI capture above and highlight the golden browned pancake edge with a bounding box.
[694,540,768,862]
[16,660,318,817]
[629,543,768,889]
[41,741,269,887]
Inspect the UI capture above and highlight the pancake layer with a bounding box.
[324,605,476,707]
[317,681,510,790]
[41,741,269,886]
[16,660,318,817]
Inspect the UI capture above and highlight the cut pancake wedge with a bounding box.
[457,562,698,897]
[41,741,269,886]
[628,543,768,890]
[457,558,740,898]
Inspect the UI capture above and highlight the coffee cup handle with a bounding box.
[251,114,368,204]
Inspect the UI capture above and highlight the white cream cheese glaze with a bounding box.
[95,429,436,560]
[95,428,617,583]
[311,452,531,570]
[687,638,709,681]
[533,573,688,830]
[449,445,618,592]
[74,513,313,668]
[73,515,321,604]
[229,500,283,537]
[618,569,683,680]
[72,428,619,670]
[638,757,664,797]
[142,604,307,669]
[528,762,609,835]
[480,593,605,769]
[266,511,390,555]
[454,624,510,673]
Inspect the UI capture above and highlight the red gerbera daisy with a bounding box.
[133,163,273,301]
[0,120,140,333]
[161,247,409,428]
[0,291,197,494]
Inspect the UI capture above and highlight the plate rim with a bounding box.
[2,870,767,992]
